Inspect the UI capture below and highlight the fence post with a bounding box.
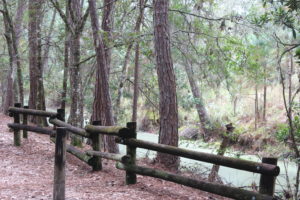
[52,109,65,140]
[13,103,21,146]
[259,157,277,196]
[125,122,137,184]
[23,106,29,138]
[53,127,67,200]
[91,121,102,171]
[57,109,65,122]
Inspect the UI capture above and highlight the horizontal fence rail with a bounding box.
[86,151,130,163]
[8,123,56,136]
[9,107,58,118]
[85,125,133,138]
[116,137,280,176]
[50,118,90,138]
[116,162,276,200]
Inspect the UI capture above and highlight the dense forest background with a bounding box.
[1,0,300,198]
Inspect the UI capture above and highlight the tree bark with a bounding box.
[61,5,70,110]
[263,65,267,122]
[255,84,259,130]
[153,0,179,169]
[14,0,27,106]
[68,0,82,128]
[101,0,115,73]
[89,0,119,153]
[28,0,45,125]
[132,43,140,122]
[42,10,56,70]
[2,5,15,115]
[288,53,293,105]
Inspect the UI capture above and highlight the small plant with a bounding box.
[275,123,289,142]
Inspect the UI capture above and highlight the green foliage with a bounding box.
[275,123,289,141]
[260,0,300,38]
[275,113,300,142]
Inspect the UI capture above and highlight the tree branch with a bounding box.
[77,5,90,34]
[145,4,227,21]
[49,0,74,34]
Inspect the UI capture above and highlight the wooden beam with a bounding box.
[9,107,57,118]
[85,125,132,138]
[116,138,280,176]
[66,144,92,165]
[86,150,130,163]
[49,118,90,138]
[8,123,56,136]
[116,163,275,200]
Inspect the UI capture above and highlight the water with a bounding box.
[119,132,298,192]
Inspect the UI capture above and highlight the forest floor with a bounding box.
[0,114,230,200]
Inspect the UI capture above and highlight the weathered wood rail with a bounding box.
[7,104,280,200]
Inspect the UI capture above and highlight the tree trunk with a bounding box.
[255,84,259,130]
[184,62,212,140]
[2,0,26,113]
[115,44,133,121]
[289,53,293,105]
[28,0,45,125]
[132,43,140,122]
[68,0,82,128]
[101,0,115,73]
[69,32,81,127]
[263,65,267,122]
[154,0,179,169]
[42,10,56,70]
[2,4,15,115]
[89,0,119,153]
[14,0,27,106]
[61,6,70,111]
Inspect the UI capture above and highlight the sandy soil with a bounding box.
[0,114,230,200]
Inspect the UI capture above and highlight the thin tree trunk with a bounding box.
[233,96,238,116]
[255,84,259,130]
[289,54,293,105]
[42,10,57,70]
[184,62,212,140]
[2,10,15,114]
[154,0,179,169]
[263,65,267,122]
[79,77,84,128]
[115,44,133,121]
[132,42,140,122]
[89,0,119,153]
[61,6,70,110]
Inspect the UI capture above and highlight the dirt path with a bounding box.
[0,114,229,200]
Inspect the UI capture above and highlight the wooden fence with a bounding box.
[7,104,279,200]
